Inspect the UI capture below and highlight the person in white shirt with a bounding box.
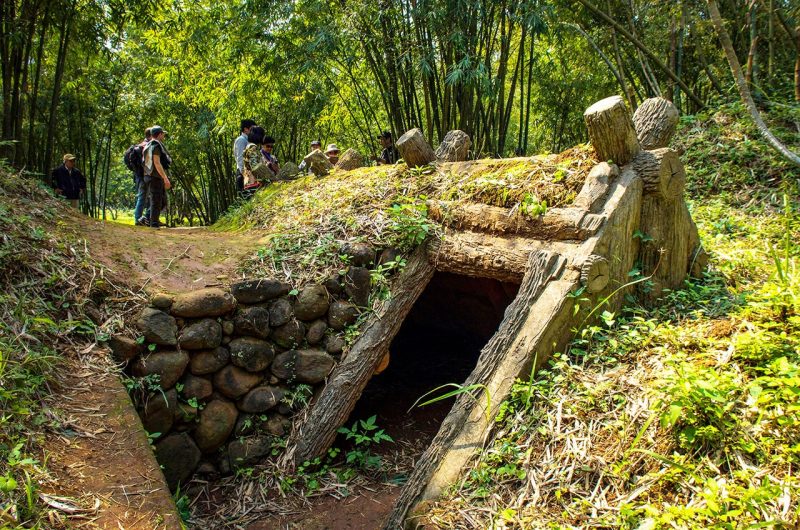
[234,119,256,193]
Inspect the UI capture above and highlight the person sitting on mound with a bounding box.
[242,126,274,196]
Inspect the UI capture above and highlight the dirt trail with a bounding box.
[41,348,181,529]
[73,216,270,293]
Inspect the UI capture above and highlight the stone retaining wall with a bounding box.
[108,246,385,489]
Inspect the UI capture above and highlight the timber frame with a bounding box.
[280,96,706,529]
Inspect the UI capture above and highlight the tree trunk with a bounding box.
[577,0,705,109]
[707,0,800,167]
[43,12,72,176]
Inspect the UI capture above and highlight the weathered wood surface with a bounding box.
[631,148,686,200]
[638,195,701,304]
[633,97,679,149]
[302,149,334,177]
[276,161,301,181]
[282,248,434,467]
[580,254,610,293]
[435,130,471,162]
[335,148,365,171]
[385,250,573,529]
[388,168,645,529]
[573,162,618,213]
[396,128,437,168]
[427,201,605,240]
[426,229,578,283]
[583,95,641,166]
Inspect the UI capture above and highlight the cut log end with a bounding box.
[435,130,471,162]
[583,96,641,166]
[632,148,686,200]
[397,128,437,168]
[633,97,680,150]
[335,148,365,171]
[580,255,610,293]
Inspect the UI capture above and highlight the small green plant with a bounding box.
[281,384,313,409]
[369,257,407,303]
[385,197,433,251]
[519,193,547,217]
[337,415,393,470]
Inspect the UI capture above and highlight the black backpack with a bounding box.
[123,143,144,174]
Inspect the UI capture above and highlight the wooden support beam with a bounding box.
[427,201,604,240]
[281,247,434,468]
[426,229,579,283]
[573,162,618,213]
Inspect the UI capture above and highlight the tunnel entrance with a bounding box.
[347,271,521,454]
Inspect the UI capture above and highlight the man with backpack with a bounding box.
[142,126,172,229]
[124,128,151,225]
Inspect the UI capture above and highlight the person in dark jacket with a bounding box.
[374,131,400,165]
[51,154,86,209]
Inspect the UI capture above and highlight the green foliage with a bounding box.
[385,198,433,251]
[337,415,393,471]
[369,258,407,303]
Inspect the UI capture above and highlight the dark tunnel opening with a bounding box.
[346,271,521,455]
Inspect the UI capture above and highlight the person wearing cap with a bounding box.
[142,126,172,228]
[375,131,400,165]
[51,154,86,209]
[234,119,256,193]
[325,143,340,165]
[298,139,323,174]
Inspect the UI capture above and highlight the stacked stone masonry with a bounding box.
[113,253,382,489]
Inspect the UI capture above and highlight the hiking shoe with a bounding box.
[136,216,150,226]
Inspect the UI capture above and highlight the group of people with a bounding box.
[233,118,401,194]
[233,119,282,194]
[51,119,401,226]
[128,126,172,228]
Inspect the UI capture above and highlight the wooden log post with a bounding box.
[633,147,692,305]
[276,161,301,181]
[335,148,365,171]
[302,149,334,177]
[573,162,619,213]
[396,128,437,168]
[435,130,471,162]
[583,96,641,166]
[632,97,680,150]
[631,148,686,200]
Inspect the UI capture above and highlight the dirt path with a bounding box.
[72,216,270,294]
[41,346,180,529]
